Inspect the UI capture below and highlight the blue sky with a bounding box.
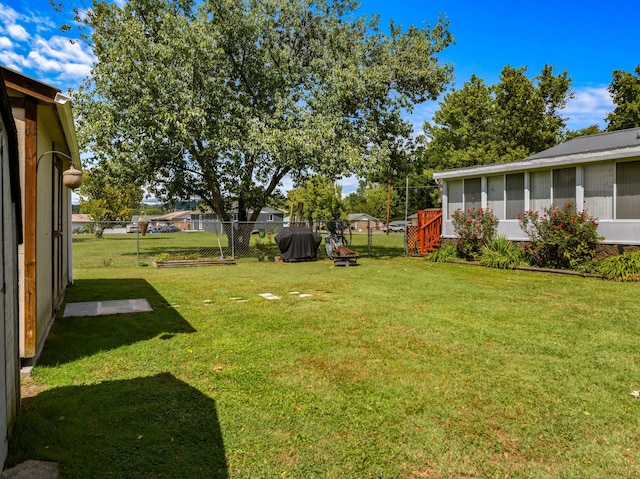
[2,0,638,132]
[0,0,638,196]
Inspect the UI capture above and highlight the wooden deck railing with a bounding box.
[417,209,443,255]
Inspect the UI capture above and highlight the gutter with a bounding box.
[54,92,82,170]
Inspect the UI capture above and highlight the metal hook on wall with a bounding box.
[36,150,83,189]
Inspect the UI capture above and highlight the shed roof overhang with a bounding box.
[1,65,81,170]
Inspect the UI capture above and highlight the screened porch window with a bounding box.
[530,170,551,213]
[616,160,640,219]
[552,167,576,207]
[583,163,614,219]
[486,175,504,219]
[448,180,463,218]
[464,177,482,210]
[505,173,524,219]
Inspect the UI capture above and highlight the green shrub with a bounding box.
[155,253,171,262]
[518,203,602,270]
[596,250,640,281]
[479,236,524,269]
[451,208,498,260]
[425,243,458,262]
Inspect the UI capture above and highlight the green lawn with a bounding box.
[71,229,406,268]
[8,253,640,478]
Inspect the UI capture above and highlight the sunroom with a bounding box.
[433,127,640,246]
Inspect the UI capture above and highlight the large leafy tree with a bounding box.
[423,64,573,170]
[421,74,495,170]
[72,0,453,245]
[606,65,640,131]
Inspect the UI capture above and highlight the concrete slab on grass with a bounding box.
[63,298,153,317]
[1,460,59,478]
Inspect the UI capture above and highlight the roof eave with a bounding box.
[54,92,81,170]
[433,146,640,180]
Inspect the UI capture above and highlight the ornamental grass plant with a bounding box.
[479,235,525,269]
[595,249,640,281]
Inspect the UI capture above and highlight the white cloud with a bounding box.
[562,86,613,130]
[33,35,94,65]
[25,50,63,73]
[58,61,92,79]
[0,49,27,71]
[6,23,27,41]
[0,2,94,89]
[0,4,18,26]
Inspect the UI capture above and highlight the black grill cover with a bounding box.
[275,227,322,262]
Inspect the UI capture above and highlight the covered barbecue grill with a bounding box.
[275,227,322,262]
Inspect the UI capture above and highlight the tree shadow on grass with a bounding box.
[39,279,196,366]
[7,373,228,478]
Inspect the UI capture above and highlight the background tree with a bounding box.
[565,124,603,141]
[422,74,495,170]
[287,176,345,226]
[72,0,453,248]
[78,163,144,237]
[422,64,573,170]
[606,65,640,131]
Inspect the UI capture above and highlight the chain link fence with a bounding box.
[72,219,411,268]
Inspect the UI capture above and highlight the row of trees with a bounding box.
[63,0,640,235]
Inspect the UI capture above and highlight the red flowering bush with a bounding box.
[518,202,602,269]
[451,208,498,260]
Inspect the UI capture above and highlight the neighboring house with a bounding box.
[433,127,640,249]
[191,207,285,232]
[71,213,92,232]
[347,213,382,231]
[0,68,23,470]
[145,210,194,230]
[245,207,285,228]
[2,65,82,361]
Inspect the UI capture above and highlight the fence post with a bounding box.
[136,228,140,266]
[231,221,235,259]
[368,219,372,256]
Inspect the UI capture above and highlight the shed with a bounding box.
[2,65,82,361]
[433,127,640,248]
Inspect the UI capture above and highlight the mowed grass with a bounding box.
[72,229,405,268]
[7,252,640,478]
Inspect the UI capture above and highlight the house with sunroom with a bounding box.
[433,127,640,249]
